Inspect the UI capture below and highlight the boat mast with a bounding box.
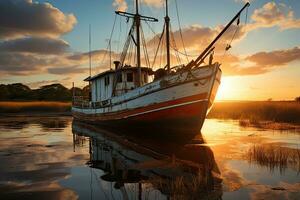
[135,0,142,86]
[115,1,158,87]
[165,0,171,73]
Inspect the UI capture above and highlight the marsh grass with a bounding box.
[208,101,300,125]
[149,172,221,200]
[247,144,300,173]
[0,101,71,113]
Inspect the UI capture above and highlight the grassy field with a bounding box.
[208,101,300,124]
[0,101,71,114]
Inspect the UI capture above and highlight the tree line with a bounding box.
[0,83,89,101]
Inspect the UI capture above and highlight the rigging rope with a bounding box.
[174,0,189,63]
[170,24,182,65]
[120,23,135,66]
[99,14,117,71]
[170,47,199,57]
[221,6,249,61]
[152,22,166,68]
[244,5,249,26]
[109,14,117,69]
[141,25,151,68]
[117,15,122,53]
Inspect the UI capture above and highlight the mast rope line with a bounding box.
[221,4,249,64]
[226,16,240,52]
[152,22,166,68]
[141,25,151,68]
[99,14,117,72]
[174,0,189,63]
[170,24,182,65]
[170,46,199,57]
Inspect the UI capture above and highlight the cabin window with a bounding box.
[126,72,133,82]
[104,76,110,86]
[117,73,122,83]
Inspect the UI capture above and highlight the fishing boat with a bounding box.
[72,1,250,134]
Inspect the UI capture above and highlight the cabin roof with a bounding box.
[84,66,153,81]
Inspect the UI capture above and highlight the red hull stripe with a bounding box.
[126,99,207,118]
[129,100,208,122]
[74,92,208,121]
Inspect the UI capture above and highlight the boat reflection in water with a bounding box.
[72,120,222,199]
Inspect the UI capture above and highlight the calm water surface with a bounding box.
[0,116,299,200]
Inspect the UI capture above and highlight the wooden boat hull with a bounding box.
[73,99,208,136]
[72,64,221,135]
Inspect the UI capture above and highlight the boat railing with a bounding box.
[72,96,112,109]
[72,96,91,108]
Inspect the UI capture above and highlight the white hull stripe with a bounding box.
[124,99,208,119]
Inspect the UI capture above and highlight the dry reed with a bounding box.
[150,172,222,200]
[247,144,300,173]
[0,101,71,113]
[208,101,300,124]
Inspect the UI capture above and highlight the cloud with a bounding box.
[246,47,300,67]
[0,0,77,39]
[0,52,49,75]
[112,0,164,11]
[0,37,70,55]
[68,50,118,62]
[219,46,300,76]
[250,2,300,30]
[171,24,246,51]
[113,0,128,12]
[0,48,116,76]
[141,0,164,8]
[48,66,87,75]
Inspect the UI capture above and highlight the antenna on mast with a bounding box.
[165,0,171,73]
[88,24,92,101]
[135,0,142,86]
[89,24,92,77]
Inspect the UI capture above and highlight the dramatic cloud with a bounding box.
[112,0,164,11]
[0,52,50,75]
[48,66,87,75]
[68,50,118,62]
[246,47,300,68]
[0,0,77,39]
[0,48,116,76]
[113,0,128,12]
[171,24,246,51]
[0,37,70,55]
[250,2,300,30]
[219,47,300,76]
[141,0,164,8]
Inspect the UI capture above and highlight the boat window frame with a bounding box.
[117,73,122,83]
[104,76,110,86]
[126,72,133,82]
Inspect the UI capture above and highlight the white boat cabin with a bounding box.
[85,62,153,102]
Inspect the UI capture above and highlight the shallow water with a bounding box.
[0,116,299,200]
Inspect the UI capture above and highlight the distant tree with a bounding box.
[267,98,273,101]
[34,84,71,101]
[295,96,300,102]
[0,83,32,101]
[82,85,90,97]
[0,83,87,102]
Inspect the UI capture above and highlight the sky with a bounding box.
[0,0,299,101]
